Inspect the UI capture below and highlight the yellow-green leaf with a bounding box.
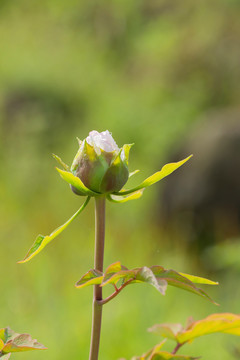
[2,334,47,353]
[52,154,69,171]
[107,189,144,203]
[56,168,99,196]
[179,273,218,285]
[177,313,240,344]
[18,197,90,263]
[75,269,103,289]
[115,155,192,195]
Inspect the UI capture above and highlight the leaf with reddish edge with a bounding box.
[149,313,240,346]
[76,262,217,305]
[0,327,46,356]
[75,269,103,289]
[2,334,46,353]
[150,266,217,304]
[177,313,240,344]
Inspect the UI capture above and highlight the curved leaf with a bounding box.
[114,155,192,195]
[107,189,144,203]
[0,328,46,357]
[52,154,69,171]
[2,334,46,353]
[177,313,240,344]
[149,313,240,345]
[56,168,99,196]
[75,269,103,289]
[18,197,90,263]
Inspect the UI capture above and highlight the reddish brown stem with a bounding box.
[89,196,106,360]
[172,342,182,355]
[98,279,133,306]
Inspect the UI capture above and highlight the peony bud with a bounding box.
[70,131,131,195]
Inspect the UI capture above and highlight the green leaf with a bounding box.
[179,272,218,285]
[76,262,216,304]
[52,154,69,171]
[2,334,46,353]
[107,189,144,203]
[114,155,192,195]
[18,197,90,263]
[177,313,240,344]
[75,269,103,289]
[56,168,99,196]
[0,328,46,356]
[149,313,240,345]
[150,266,217,304]
[135,267,167,295]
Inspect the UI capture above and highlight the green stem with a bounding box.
[89,195,106,360]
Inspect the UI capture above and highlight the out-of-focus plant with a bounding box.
[0,327,46,359]
[18,130,240,360]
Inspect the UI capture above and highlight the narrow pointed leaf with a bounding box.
[56,168,99,196]
[115,155,192,195]
[107,189,144,203]
[75,269,103,288]
[52,154,69,171]
[179,272,218,285]
[18,197,90,263]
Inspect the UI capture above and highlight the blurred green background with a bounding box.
[1,0,240,359]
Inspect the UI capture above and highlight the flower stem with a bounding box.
[89,195,106,360]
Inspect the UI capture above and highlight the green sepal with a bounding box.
[52,154,69,171]
[121,143,134,165]
[114,155,192,196]
[56,168,99,196]
[18,197,90,263]
[107,189,144,203]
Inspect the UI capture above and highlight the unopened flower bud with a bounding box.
[71,131,131,195]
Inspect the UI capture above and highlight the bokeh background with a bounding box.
[1,0,240,359]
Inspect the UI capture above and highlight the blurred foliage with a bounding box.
[0,0,240,359]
